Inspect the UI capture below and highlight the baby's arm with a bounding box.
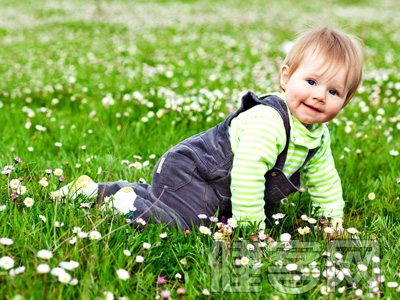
[230,106,286,229]
[302,128,345,219]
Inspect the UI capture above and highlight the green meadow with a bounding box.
[0,0,399,299]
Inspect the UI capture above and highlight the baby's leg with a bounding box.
[52,176,137,215]
[99,181,196,229]
[148,151,221,229]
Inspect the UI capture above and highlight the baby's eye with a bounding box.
[307,80,316,86]
[329,89,338,96]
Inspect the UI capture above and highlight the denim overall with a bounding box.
[98,91,317,230]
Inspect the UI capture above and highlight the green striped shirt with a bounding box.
[229,93,344,229]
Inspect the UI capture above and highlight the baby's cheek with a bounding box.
[330,102,345,114]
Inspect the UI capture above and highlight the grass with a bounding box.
[0,0,400,299]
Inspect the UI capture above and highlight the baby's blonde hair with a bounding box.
[280,26,363,106]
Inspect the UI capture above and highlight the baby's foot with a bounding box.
[102,186,137,215]
[51,175,98,200]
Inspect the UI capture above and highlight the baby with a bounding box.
[54,26,363,231]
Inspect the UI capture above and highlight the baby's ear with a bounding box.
[280,65,290,90]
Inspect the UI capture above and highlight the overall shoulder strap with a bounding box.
[288,145,319,181]
[258,93,290,170]
[229,91,319,171]
[258,94,290,145]
[229,91,290,141]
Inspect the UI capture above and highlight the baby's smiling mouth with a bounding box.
[303,103,321,112]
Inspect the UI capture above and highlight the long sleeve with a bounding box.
[302,127,345,219]
[229,105,287,228]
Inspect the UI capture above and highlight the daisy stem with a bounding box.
[57,284,64,300]
[376,275,382,300]
[53,199,58,249]
[297,191,302,208]
[42,275,47,300]
[7,169,12,198]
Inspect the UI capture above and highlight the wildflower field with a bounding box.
[1,0,400,299]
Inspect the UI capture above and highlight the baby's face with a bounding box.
[280,51,348,126]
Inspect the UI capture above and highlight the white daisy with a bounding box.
[116,269,130,280]
[9,179,20,189]
[53,168,63,176]
[280,233,291,242]
[37,250,53,260]
[0,256,15,270]
[24,197,34,207]
[286,263,298,271]
[37,263,50,274]
[199,226,211,235]
[59,260,79,271]
[58,272,72,284]
[89,230,102,240]
[240,257,249,266]
[0,237,13,245]
[135,255,144,263]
